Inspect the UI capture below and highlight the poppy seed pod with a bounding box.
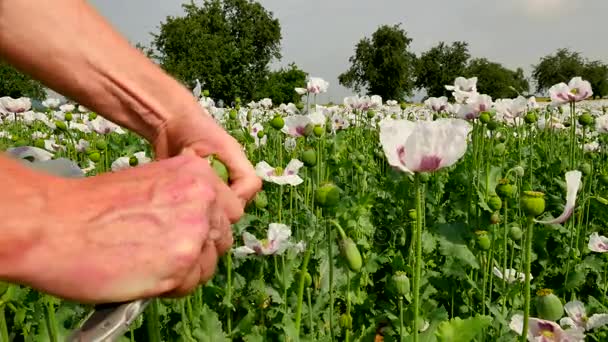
[535,289,564,321]
[521,191,546,217]
[392,271,410,297]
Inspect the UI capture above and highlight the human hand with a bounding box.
[153,107,262,204]
[11,153,241,303]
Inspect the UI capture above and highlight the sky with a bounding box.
[88,0,608,103]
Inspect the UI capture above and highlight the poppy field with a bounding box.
[2,76,608,341]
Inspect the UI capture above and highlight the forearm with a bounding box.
[0,0,199,143]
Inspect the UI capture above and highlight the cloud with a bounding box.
[516,0,581,18]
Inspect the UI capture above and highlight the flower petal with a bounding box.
[535,170,582,224]
[378,118,415,173]
[587,313,608,330]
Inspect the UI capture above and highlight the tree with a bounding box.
[465,58,529,99]
[414,41,470,98]
[254,63,307,104]
[0,59,45,99]
[532,48,585,93]
[338,24,416,101]
[148,0,282,102]
[582,60,608,99]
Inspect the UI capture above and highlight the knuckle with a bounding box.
[171,239,200,271]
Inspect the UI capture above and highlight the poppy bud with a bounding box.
[95,140,107,150]
[64,112,73,121]
[301,148,317,167]
[496,179,515,199]
[479,112,491,124]
[270,115,284,130]
[89,152,101,162]
[339,314,352,330]
[254,191,268,209]
[509,225,523,241]
[210,157,229,183]
[488,195,502,211]
[524,112,537,124]
[313,125,324,137]
[340,238,362,273]
[315,182,340,207]
[54,120,67,131]
[475,231,491,251]
[578,113,594,127]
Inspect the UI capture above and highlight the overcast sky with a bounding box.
[89,0,608,103]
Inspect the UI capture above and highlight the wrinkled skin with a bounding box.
[1,154,244,304]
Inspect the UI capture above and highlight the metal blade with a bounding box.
[67,299,152,342]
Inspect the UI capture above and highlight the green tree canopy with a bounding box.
[0,59,45,99]
[532,48,585,93]
[338,24,416,101]
[582,60,608,99]
[465,58,529,99]
[254,63,307,104]
[532,48,608,98]
[414,41,470,98]
[148,0,282,103]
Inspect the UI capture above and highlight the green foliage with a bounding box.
[532,48,585,93]
[338,24,416,101]
[0,59,45,99]
[254,62,307,104]
[148,0,282,103]
[533,48,608,98]
[415,41,471,98]
[582,60,608,99]
[465,58,529,98]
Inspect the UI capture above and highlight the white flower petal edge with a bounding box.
[535,170,582,224]
[378,118,415,174]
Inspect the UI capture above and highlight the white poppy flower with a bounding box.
[379,118,471,174]
[560,300,608,331]
[510,314,585,341]
[255,159,304,186]
[588,232,608,253]
[233,223,304,257]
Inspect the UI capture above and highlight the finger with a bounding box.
[214,180,244,223]
[207,212,233,256]
[198,240,220,284]
[216,140,262,202]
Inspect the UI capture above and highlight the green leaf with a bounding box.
[433,223,479,269]
[435,315,492,342]
[192,304,229,342]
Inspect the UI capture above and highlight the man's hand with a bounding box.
[153,108,262,204]
[3,154,241,303]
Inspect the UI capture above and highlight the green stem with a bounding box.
[294,244,313,337]
[399,296,404,342]
[521,218,534,342]
[45,298,59,342]
[413,174,424,342]
[0,305,9,342]
[226,253,233,337]
[145,299,162,342]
